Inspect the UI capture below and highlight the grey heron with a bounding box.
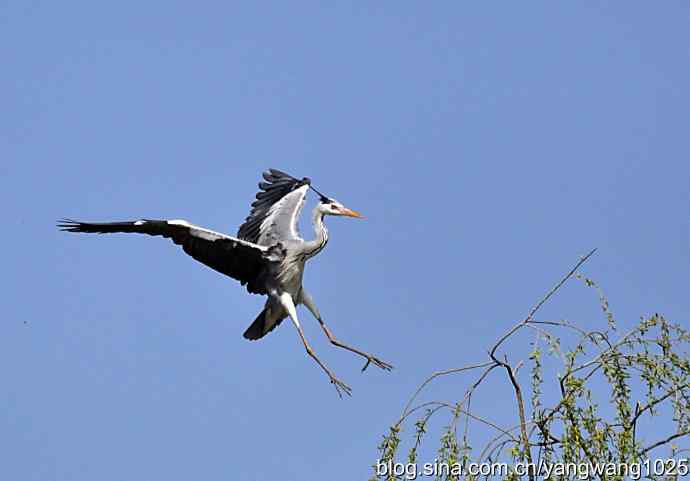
[58,169,392,397]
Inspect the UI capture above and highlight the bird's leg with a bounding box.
[300,290,393,372]
[279,292,352,398]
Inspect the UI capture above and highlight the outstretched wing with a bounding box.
[237,168,311,246]
[58,218,278,294]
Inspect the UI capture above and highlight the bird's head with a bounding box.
[317,196,364,219]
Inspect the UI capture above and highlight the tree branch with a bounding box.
[490,352,535,481]
[640,430,690,456]
[399,361,496,422]
[490,248,597,359]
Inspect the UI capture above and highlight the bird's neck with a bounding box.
[303,207,329,259]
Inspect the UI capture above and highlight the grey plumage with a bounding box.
[238,169,311,244]
[59,169,391,397]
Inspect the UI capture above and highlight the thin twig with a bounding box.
[640,430,690,456]
[631,383,690,427]
[490,248,597,359]
[399,361,496,421]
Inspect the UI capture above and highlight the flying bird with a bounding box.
[58,169,392,396]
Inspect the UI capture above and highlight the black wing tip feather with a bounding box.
[262,168,310,188]
[57,218,87,232]
[57,218,111,233]
[56,219,146,234]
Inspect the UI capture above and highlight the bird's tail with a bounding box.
[243,306,285,340]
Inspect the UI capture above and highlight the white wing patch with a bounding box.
[168,219,191,227]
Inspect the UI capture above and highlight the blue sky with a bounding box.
[2,2,689,480]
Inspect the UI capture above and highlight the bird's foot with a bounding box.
[329,375,352,398]
[361,355,394,372]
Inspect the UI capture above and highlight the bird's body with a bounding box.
[59,169,391,396]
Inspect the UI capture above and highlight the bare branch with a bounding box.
[490,352,535,481]
[399,361,496,422]
[640,430,690,456]
[490,248,597,359]
[631,383,690,427]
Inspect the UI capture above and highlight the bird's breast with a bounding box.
[273,256,305,293]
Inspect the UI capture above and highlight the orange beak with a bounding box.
[341,207,364,219]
